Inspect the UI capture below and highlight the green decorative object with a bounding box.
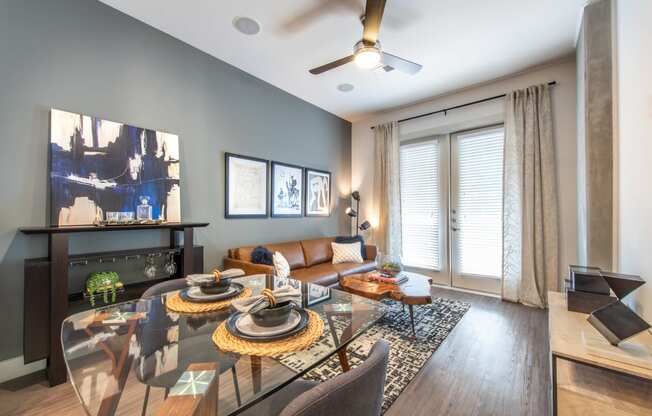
[376,252,403,277]
[380,262,402,277]
[86,271,123,307]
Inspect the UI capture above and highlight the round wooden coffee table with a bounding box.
[339,271,432,338]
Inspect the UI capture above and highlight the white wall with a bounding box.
[352,57,578,281]
[615,0,652,321]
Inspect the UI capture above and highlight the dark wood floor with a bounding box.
[387,287,550,416]
[0,286,549,416]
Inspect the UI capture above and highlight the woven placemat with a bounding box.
[212,309,324,356]
[165,288,252,313]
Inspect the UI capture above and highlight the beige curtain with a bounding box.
[373,122,402,260]
[502,84,559,308]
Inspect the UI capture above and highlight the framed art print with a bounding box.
[271,161,303,217]
[305,168,331,216]
[225,153,269,218]
[49,108,181,226]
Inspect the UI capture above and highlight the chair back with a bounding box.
[141,278,187,298]
[280,339,390,416]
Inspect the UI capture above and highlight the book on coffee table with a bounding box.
[368,273,409,285]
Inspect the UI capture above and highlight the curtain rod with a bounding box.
[370,81,557,129]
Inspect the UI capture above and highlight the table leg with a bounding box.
[251,356,262,394]
[550,354,558,416]
[408,304,416,339]
[97,321,138,416]
[48,233,69,386]
[182,227,194,277]
[155,363,219,416]
[337,348,351,372]
[84,328,117,368]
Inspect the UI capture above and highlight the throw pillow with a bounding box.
[331,241,364,264]
[335,235,366,259]
[273,251,291,278]
[251,246,273,265]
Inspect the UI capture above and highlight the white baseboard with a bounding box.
[0,356,46,384]
[431,283,501,299]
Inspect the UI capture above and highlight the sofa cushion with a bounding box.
[335,235,367,259]
[235,241,306,270]
[332,260,376,277]
[265,241,306,269]
[290,263,339,287]
[273,251,290,278]
[331,241,364,264]
[251,246,273,265]
[301,237,335,267]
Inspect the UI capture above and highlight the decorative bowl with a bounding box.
[250,301,294,327]
[199,277,232,294]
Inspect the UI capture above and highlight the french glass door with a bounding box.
[399,137,449,286]
[399,125,504,294]
[449,126,504,294]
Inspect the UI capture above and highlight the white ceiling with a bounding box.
[99,0,585,122]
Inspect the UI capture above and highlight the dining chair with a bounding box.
[241,339,390,416]
[141,277,188,298]
[135,278,242,416]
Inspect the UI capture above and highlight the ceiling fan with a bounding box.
[309,0,422,76]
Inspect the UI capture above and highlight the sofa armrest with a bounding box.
[364,245,377,261]
[224,257,274,276]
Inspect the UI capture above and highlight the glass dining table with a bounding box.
[61,274,387,415]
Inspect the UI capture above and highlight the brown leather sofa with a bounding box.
[224,237,377,287]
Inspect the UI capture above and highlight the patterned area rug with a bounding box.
[280,297,470,413]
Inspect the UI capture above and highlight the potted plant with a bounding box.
[86,271,123,307]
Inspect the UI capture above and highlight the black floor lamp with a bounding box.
[346,191,371,236]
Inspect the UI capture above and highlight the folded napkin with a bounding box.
[186,268,245,286]
[231,286,301,314]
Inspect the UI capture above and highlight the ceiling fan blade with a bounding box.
[309,55,355,75]
[381,52,422,75]
[362,0,386,45]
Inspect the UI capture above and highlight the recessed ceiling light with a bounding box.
[337,83,354,92]
[233,16,260,35]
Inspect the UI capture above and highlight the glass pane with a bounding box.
[454,128,504,278]
[61,275,385,415]
[400,139,440,270]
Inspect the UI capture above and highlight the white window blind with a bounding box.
[454,127,504,277]
[400,139,440,270]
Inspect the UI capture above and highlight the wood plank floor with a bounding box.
[386,287,550,416]
[0,286,550,416]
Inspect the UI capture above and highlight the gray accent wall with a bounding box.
[576,0,614,270]
[0,0,351,361]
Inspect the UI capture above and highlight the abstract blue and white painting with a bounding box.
[49,108,181,226]
[271,162,303,217]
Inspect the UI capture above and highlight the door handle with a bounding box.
[451,227,459,231]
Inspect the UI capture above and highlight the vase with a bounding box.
[376,252,403,277]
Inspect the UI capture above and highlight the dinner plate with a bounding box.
[179,282,244,303]
[226,308,309,342]
[235,309,302,337]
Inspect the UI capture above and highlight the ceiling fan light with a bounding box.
[354,47,381,69]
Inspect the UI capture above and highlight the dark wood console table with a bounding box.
[19,222,209,386]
